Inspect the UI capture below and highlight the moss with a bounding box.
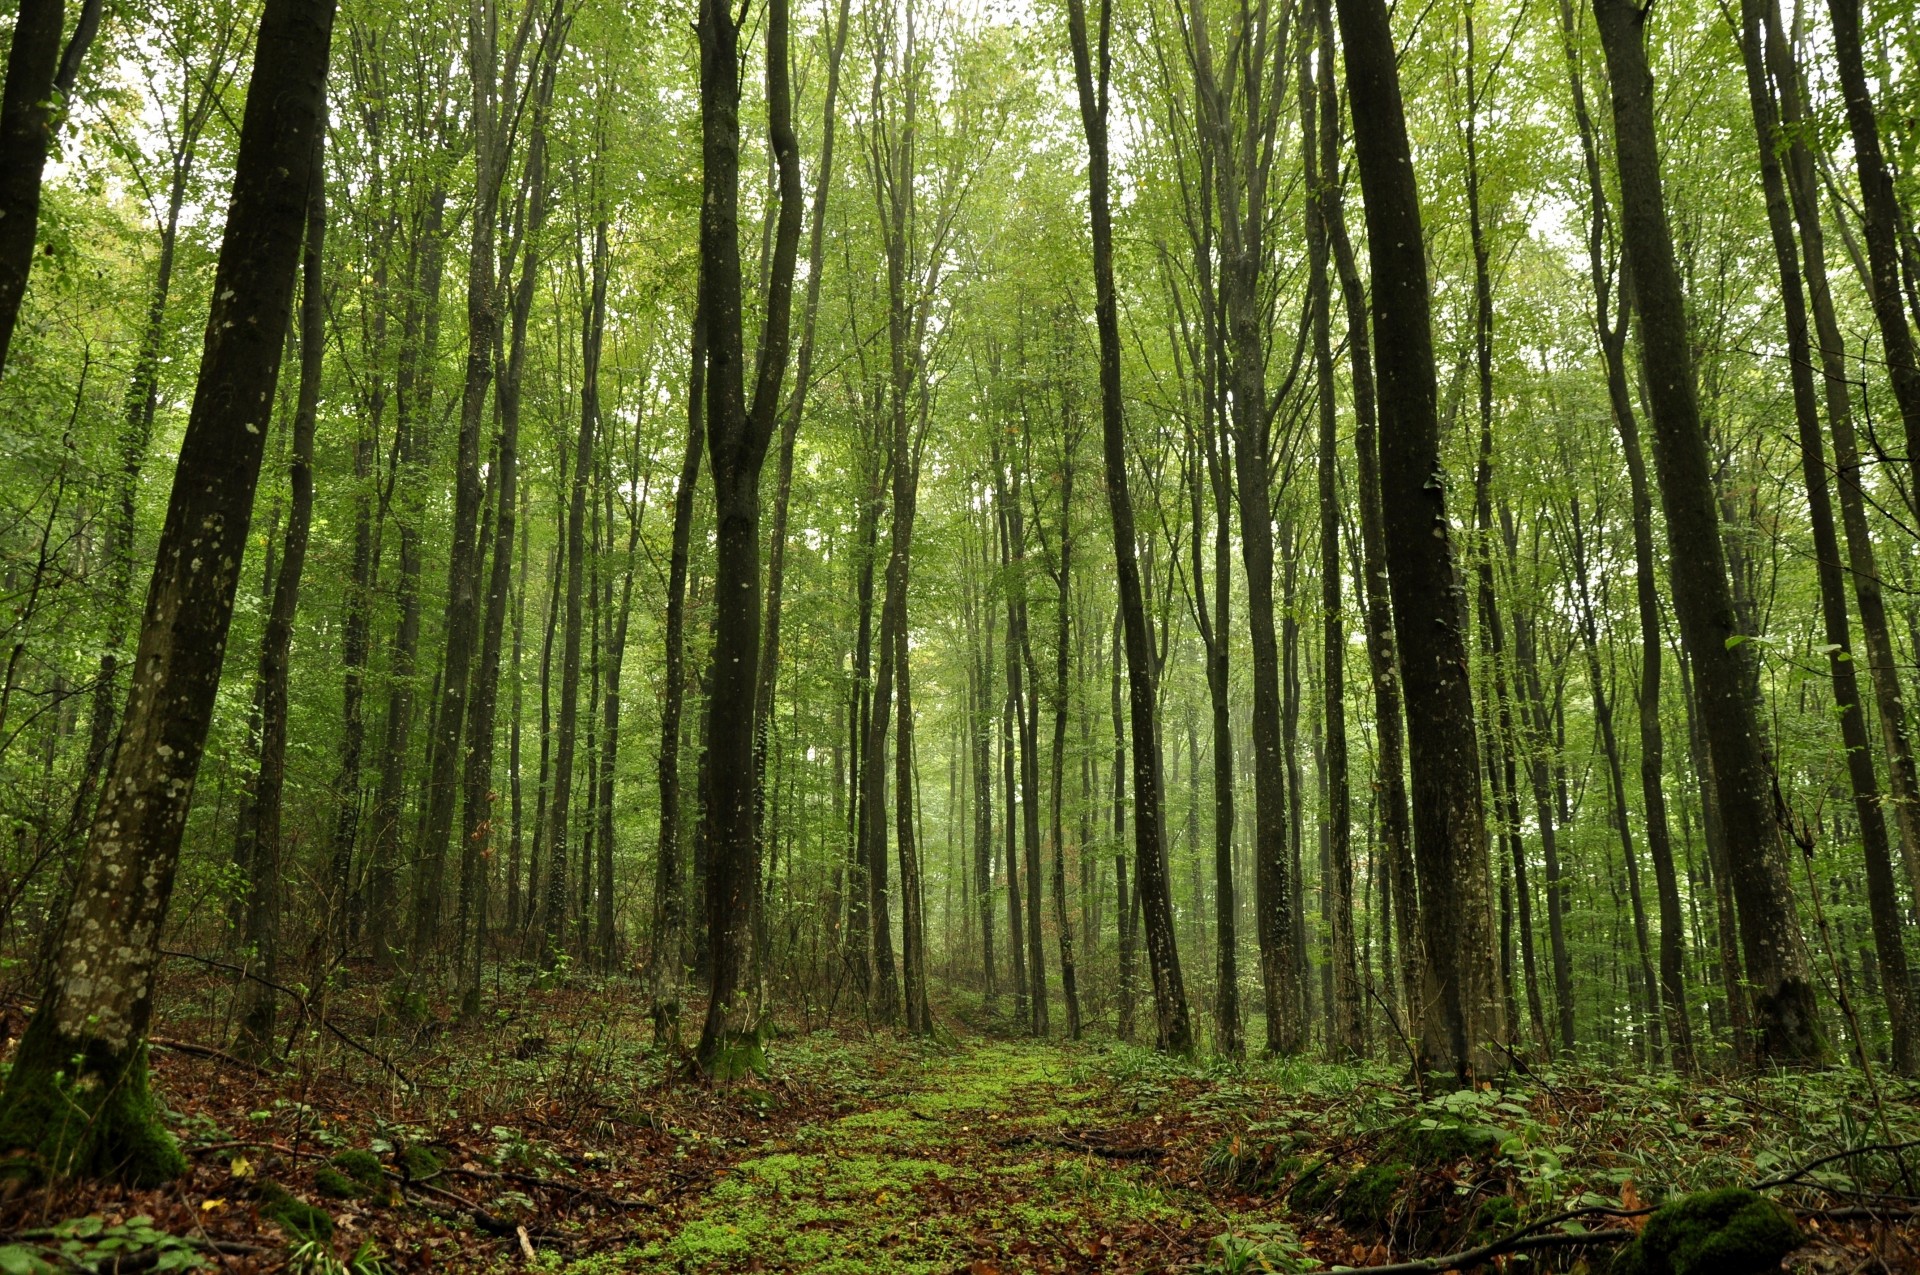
[1393,1120,1504,1167]
[1289,1163,1346,1213]
[313,1166,360,1198]
[0,1016,185,1187]
[1470,1192,1521,1240]
[1614,1188,1800,1275]
[398,1143,444,1181]
[256,1181,336,1240]
[1336,1163,1408,1231]
[329,1148,387,1194]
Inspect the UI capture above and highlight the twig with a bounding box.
[150,1035,276,1078]
[1317,1227,1637,1272]
[159,948,416,1089]
[1751,1141,1920,1192]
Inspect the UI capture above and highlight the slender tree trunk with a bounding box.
[1318,0,1417,1031]
[368,189,446,961]
[237,128,326,1056]
[652,320,705,1038]
[1067,0,1191,1054]
[0,0,332,1179]
[1557,0,1690,1068]
[1304,14,1360,1057]
[754,0,851,912]
[461,37,560,1007]
[1335,0,1502,1084]
[694,0,803,1075]
[1739,0,1913,1071]
[1592,0,1822,1065]
[1770,0,1920,921]
[0,0,99,371]
[1110,609,1134,1040]
[547,218,608,959]
[414,0,524,957]
[1826,0,1920,513]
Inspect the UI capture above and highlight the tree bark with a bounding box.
[236,127,326,1057]
[694,0,803,1075]
[1738,0,1913,1072]
[1592,0,1822,1066]
[1825,0,1920,515]
[1066,0,1192,1054]
[1304,6,1361,1057]
[0,0,333,1180]
[1316,0,1418,1032]
[0,0,100,371]
[1334,0,1503,1084]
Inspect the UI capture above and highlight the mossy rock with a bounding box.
[1614,1188,1800,1275]
[398,1143,444,1181]
[314,1149,387,1201]
[1336,1163,1409,1231]
[0,1019,185,1187]
[1392,1120,1505,1167]
[256,1181,335,1240]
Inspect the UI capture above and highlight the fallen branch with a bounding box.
[1318,1227,1637,1273]
[1313,1201,1658,1274]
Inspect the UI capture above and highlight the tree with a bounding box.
[1067,0,1193,1056]
[1590,0,1822,1066]
[1333,0,1503,1084]
[0,0,335,1180]
[693,0,804,1077]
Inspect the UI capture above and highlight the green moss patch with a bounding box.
[255,1181,335,1240]
[0,1018,185,1187]
[1615,1188,1801,1275]
[314,1148,388,1201]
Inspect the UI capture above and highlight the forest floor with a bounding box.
[3,971,1919,1273]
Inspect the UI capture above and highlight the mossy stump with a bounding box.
[1614,1187,1801,1275]
[0,1017,184,1187]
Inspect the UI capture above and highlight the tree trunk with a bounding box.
[0,0,99,371]
[1304,10,1361,1057]
[693,0,803,1076]
[1738,0,1913,1072]
[1334,0,1503,1084]
[236,128,326,1057]
[461,35,560,1007]
[368,188,446,961]
[1591,0,1822,1066]
[1769,0,1920,924]
[1066,0,1192,1054]
[1317,0,1417,1033]
[0,0,332,1180]
[652,319,705,1039]
[1826,0,1920,514]
[415,0,512,958]
[547,216,608,960]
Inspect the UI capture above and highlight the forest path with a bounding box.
[611,1035,1215,1273]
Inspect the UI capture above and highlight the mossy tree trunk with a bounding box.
[0,0,334,1182]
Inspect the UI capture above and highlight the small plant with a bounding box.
[0,1215,210,1273]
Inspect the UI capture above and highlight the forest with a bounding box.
[0,0,1917,1264]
